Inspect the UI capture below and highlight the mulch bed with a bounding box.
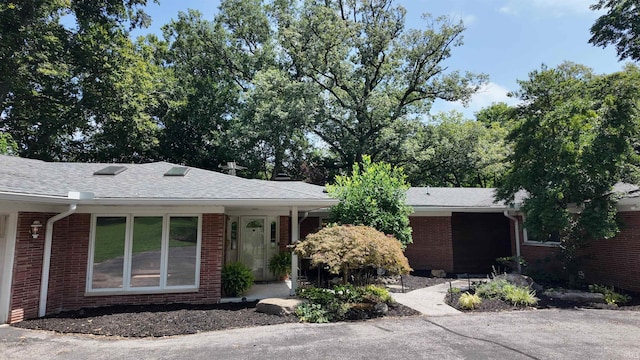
[14,300,420,338]
[443,285,640,312]
[14,273,639,337]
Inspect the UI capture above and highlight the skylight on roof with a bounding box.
[93,166,127,176]
[164,166,190,177]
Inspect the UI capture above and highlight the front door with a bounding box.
[240,217,267,281]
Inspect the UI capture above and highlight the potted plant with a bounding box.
[222,262,254,297]
[269,251,292,280]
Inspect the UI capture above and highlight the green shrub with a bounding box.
[448,287,462,295]
[296,303,330,323]
[475,279,538,306]
[589,284,631,305]
[502,286,538,306]
[221,262,254,297]
[362,285,393,304]
[295,284,392,322]
[268,252,292,278]
[296,286,337,306]
[458,292,482,309]
[475,279,511,299]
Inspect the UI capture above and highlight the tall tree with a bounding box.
[403,111,509,187]
[0,0,160,161]
[230,68,318,179]
[589,0,640,61]
[275,0,487,170]
[156,9,239,170]
[497,62,640,282]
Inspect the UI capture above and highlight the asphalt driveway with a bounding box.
[1,309,639,360]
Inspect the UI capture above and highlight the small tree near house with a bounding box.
[326,155,413,248]
[293,224,411,285]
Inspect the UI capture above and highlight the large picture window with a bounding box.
[88,214,201,293]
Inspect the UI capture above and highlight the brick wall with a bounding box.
[510,213,640,292]
[9,212,225,323]
[9,212,53,323]
[405,216,454,273]
[581,212,640,292]
[278,216,290,252]
[300,217,321,240]
[508,216,562,273]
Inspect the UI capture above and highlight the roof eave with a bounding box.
[0,191,339,208]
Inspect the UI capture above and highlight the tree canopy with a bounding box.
[496,62,640,278]
[294,224,411,282]
[275,0,487,169]
[327,155,413,247]
[590,0,640,61]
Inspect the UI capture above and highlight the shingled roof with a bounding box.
[0,155,335,208]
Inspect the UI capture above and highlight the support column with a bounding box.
[290,206,299,296]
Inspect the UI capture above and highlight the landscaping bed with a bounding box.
[13,300,419,338]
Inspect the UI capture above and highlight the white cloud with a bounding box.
[430,82,520,119]
[498,0,593,16]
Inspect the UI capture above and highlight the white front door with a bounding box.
[240,217,267,281]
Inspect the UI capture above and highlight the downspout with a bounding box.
[39,203,77,317]
[503,211,522,273]
[298,212,309,226]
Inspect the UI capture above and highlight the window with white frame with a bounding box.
[522,216,560,246]
[88,214,201,293]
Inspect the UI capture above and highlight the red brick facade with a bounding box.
[9,212,52,323]
[581,212,640,292]
[405,216,454,273]
[9,212,225,323]
[278,216,290,251]
[9,209,640,323]
[300,217,321,240]
[510,212,640,292]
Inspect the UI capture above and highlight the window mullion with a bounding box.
[160,215,169,289]
[123,214,133,290]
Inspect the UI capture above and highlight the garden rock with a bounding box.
[374,303,389,315]
[256,298,306,316]
[431,269,447,278]
[494,273,543,293]
[543,290,605,304]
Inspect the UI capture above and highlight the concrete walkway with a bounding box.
[391,280,471,316]
[220,280,292,303]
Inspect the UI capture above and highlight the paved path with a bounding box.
[2,309,639,359]
[391,280,468,316]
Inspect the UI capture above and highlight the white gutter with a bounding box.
[0,192,338,208]
[503,211,522,273]
[38,192,92,317]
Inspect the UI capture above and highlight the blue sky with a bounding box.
[133,0,625,118]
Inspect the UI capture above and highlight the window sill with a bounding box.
[84,287,199,297]
[523,241,561,248]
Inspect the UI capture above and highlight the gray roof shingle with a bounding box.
[0,155,333,204]
[407,187,508,208]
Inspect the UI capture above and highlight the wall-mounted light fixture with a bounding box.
[30,220,43,239]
